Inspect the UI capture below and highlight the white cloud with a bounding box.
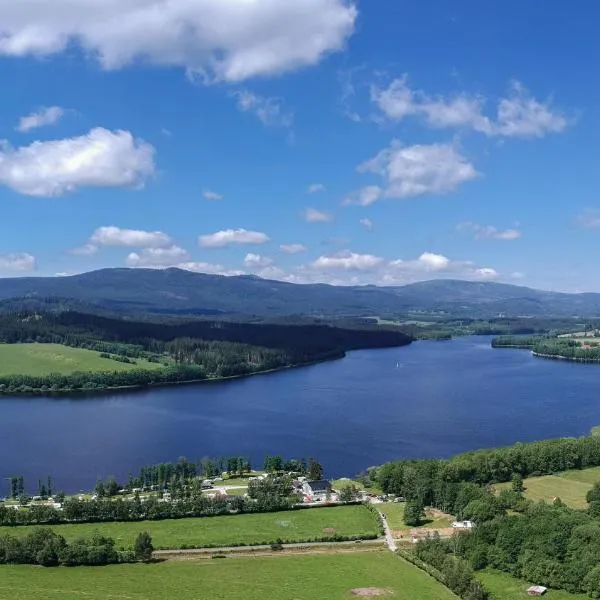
[203,190,223,201]
[372,76,569,138]
[495,81,569,138]
[70,243,99,256]
[303,208,332,222]
[232,91,293,127]
[0,0,357,82]
[178,262,245,276]
[17,106,65,132]
[343,185,382,206]
[313,251,383,271]
[359,218,373,230]
[288,249,499,286]
[90,226,172,248]
[199,228,270,248]
[243,253,273,268]
[125,245,190,267]
[0,252,36,273]
[280,244,307,254]
[386,252,498,283]
[458,222,522,240]
[357,141,478,201]
[308,183,326,193]
[0,128,155,197]
[338,67,363,122]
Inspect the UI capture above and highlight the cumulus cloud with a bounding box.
[313,251,384,271]
[199,228,270,248]
[203,190,223,201]
[70,243,99,256]
[0,128,155,197]
[17,106,65,132]
[359,218,374,230]
[243,253,273,268]
[386,252,498,282]
[0,252,36,273]
[289,249,499,286]
[91,226,172,248]
[0,0,357,82]
[356,141,478,201]
[372,77,569,138]
[280,244,307,254]
[457,222,522,240]
[232,91,293,127]
[303,208,332,222]
[308,183,326,193]
[125,245,190,267]
[343,185,382,206]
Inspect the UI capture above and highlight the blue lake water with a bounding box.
[2,336,600,493]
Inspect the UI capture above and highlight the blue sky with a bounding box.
[0,0,599,291]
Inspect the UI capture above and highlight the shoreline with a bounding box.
[0,353,346,398]
[532,351,600,364]
[0,341,412,398]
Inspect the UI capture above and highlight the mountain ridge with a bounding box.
[0,268,597,318]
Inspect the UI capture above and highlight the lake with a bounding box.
[2,336,600,493]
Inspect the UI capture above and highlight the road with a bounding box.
[377,510,397,552]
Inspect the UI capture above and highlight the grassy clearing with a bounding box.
[494,466,600,509]
[559,466,600,485]
[0,506,379,550]
[478,569,587,600]
[0,343,162,376]
[383,504,452,532]
[0,552,457,600]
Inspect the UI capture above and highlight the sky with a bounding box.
[0,0,599,291]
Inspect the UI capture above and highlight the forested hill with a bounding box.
[2,267,600,317]
[0,310,412,362]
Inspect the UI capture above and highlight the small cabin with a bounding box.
[527,586,547,596]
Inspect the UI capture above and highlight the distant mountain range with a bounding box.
[0,268,599,318]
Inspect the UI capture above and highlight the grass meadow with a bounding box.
[0,343,162,376]
[494,466,600,509]
[478,569,587,600]
[0,552,457,600]
[0,505,379,550]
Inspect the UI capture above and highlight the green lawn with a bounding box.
[494,466,600,509]
[0,506,379,550]
[0,552,457,600]
[478,569,587,600]
[0,343,162,376]
[382,503,452,532]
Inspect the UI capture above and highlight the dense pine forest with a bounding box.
[0,310,412,394]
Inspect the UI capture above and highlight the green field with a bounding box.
[382,503,452,532]
[0,552,456,600]
[495,466,600,509]
[0,343,163,376]
[478,569,587,600]
[0,506,379,550]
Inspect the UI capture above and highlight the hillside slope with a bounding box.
[0,268,598,317]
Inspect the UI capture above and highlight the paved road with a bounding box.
[377,510,397,552]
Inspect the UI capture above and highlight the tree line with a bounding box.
[0,310,411,394]
[0,528,153,567]
[374,432,600,507]
[493,335,600,362]
[412,478,600,598]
